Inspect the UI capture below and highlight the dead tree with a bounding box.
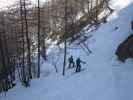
[23,0,32,80]
[20,0,27,84]
[63,0,68,76]
[37,0,41,78]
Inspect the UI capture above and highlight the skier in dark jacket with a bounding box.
[75,58,86,72]
[68,56,75,68]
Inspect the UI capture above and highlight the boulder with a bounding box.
[116,35,133,62]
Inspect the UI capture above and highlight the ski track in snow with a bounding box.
[1,0,133,100]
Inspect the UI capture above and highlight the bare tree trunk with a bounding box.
[42,38,47,60]
[96,0,99,21]
[20,0,26,82]
[0,33,6,76]
[37,0,41,78]
[23,0,32,79]
[63,40,67,76]
[63,0,68,76]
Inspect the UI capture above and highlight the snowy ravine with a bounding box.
[1,0,133,100]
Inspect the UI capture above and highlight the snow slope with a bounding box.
[1,0,133,100]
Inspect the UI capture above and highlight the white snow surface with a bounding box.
[1,0,133,100]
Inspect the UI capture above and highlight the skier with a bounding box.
[75,57,86,72]
[68,56,75,68]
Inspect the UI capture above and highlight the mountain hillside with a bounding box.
[1,0,133,100]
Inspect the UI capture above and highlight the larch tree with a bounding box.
[37,0,41,78]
